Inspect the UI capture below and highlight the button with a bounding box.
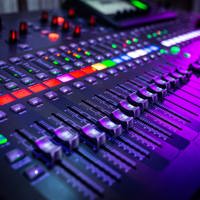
[24,165,45,181]
[6,149,25,163]
[59,86,72,94]
[119,100,141,117]
[107,68,118,75]
[36,51,46,57]
[85,76,96,84]
[35,136,62,161]
[128,93,149,111]
[54,126,79,150]
[81,124,106,148]
[5,82,18,90]
[0,94,16,106]
[28,83,47,93]
[9,56,21,63]
[0,134,8,145]
[10,103,26,113]
[44,91,58,100]
[96,72,107,79]
[111,109,133,128]
[74,61,84,67]
[36,72,48,80]
[95,55,104,61]
[50,68,61,75]
[73,81,85,89]
[85,58,95,64]
[98,116,122,137]
[12,89,32,99]
[28,97,43,106]
[21,77,33,85]
[43,78,61,88]
[23,54,34,60]
[0,111,7,120]
[62,65,72,71]
[117,65,127,72]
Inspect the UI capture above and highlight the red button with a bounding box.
[12,89,32,99]
[0,94,15,106]
[69,70,86,78]
[28,83,47,93]
[81,66,96,74]
[43,79,61,88]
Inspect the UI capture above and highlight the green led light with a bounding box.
[101,60,116,68]
[184,53,191,58]
[53,61,59,65]
[112,44,118,49]
[152,32,157,37]
[133,38,139,43]
[75,54,81,59]
[28,69,33,73]
[85,51,91,56]
[0,134,8,145]
[64,57,70,62]
[14,74,18,77]
[160,49,168,54]
[130,0,148,10]
[170,46,181,55]
[147,34,152,39]
[126,40,132,45]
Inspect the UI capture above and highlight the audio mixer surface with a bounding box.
[0,1,200,200]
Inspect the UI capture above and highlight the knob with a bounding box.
[40,11,49,23]
[9,30,18,43]
[68,8,75,18]
[89,16,96,26]
[62,20,70,31]
[73,25,81,37]
[51,16,58,27]
[19,22,28,35]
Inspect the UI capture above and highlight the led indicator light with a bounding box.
[12,89,32,99]
[0,94,15,106]
[28,84,47,93]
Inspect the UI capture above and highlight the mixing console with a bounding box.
[1,2,200,200]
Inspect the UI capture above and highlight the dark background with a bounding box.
[0,0,199,14]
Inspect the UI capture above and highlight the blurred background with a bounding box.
[0,0,200,14]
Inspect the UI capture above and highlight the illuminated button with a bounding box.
[5,82,18,90]
[9,30,18,43]
[28,83,47,93]
[81,124,106,148]
[85,76,96,84]
[59,86,72,94]
[24,165,45,181]
[35,136,62,161]
[69,70,86,78]
[128,93,149,111]
[96,72,107,79]
[73,81,85,89]
[10,103,26,113]
[6,149,25,163]
[57,17,64,26]
[85,58,95,64]
[0,111,7,120]
[23,54,34,60]
[95,55,104,61]
[28,97,43,107]
[48,33,60,42]
[54,126,79,150]
[0,134,8,145]
[44,91,58,100]
[73,25,81,37]
[119,100,140,117]
[101,60,116,68]
[98,116,122,137]
[21,77,33,85]
[107,68,118,75]
[81,66,96,74]
[57,74,74,83]
[117,65,127,72]
[112,109,134,128]
[62,65,72,71]
[92,63,107,71]
[43,78,61,88]
[36,72,48,80]
[74,61,84,67]
[0,94,15,106]
[12,89,32,99]
[50,68,61,75]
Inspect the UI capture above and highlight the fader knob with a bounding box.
[51,16,58,27]
[19,22,28,34]
[73,25,81,37]
[62,20,70,31]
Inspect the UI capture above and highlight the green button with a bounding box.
[0,134,8,145]
[53,61,59,65]
[101,60,116,68]
[111,44,117,49]
[170,46,181,55]
[64,57,70,62]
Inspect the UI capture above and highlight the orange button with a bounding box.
[81,66,96,74]
[69,70,86,78]
[12,89,32,99]
[29,83,47,93]
[0,94,15,106]
[43,78,61,88]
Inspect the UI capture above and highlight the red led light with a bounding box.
[68,8,75,18]
[12,89,32,99]
[9,30,18,43]
[51,16,58,26]
[81,66,96,74]
[0,94,15,106]
[48,33,60,42]
[73,25,81,37]
[69,70,86,78]
[43,79,61,88]
[28,84,47,93]
[57,17,65,26]
[89,16,96,26]
[19,22,28,34]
